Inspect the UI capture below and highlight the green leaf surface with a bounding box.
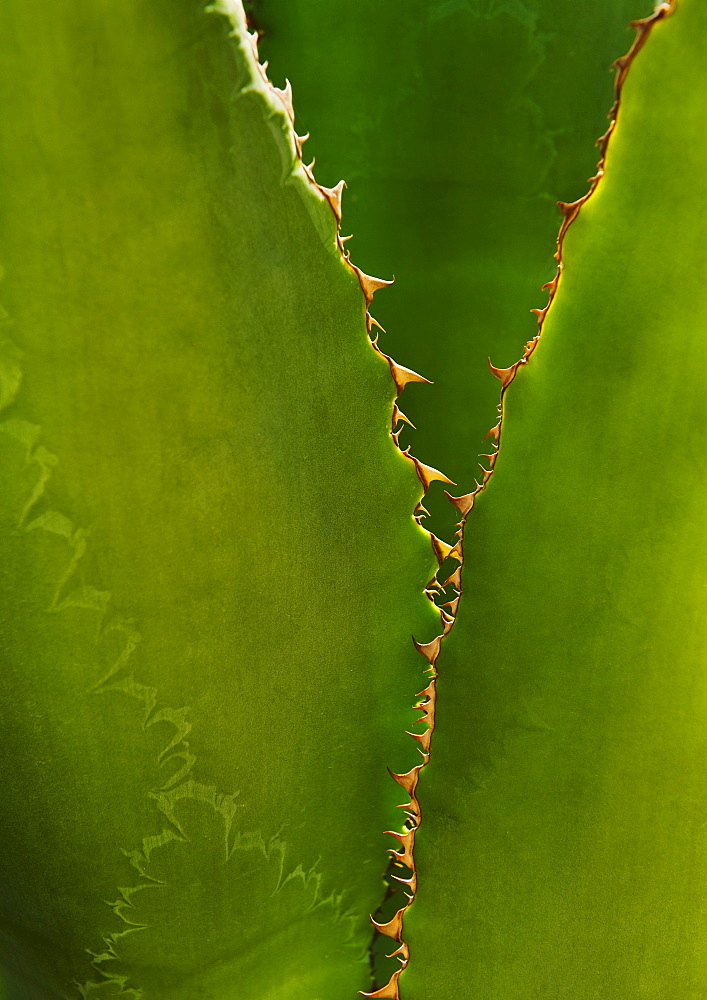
[258,0,649,520]
[405,3,707,996]
[0,2,438,996]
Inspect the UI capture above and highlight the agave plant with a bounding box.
[0,0,704,997]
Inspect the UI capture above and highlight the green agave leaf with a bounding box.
[0,2,438,996]
[258,0,649,512]
[257,1,669,991]
[405,2,707,996]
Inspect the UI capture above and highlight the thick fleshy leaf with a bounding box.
[405,3,707,996]
[258,2,663,990]
[0,2,437,996]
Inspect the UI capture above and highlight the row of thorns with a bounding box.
[246,4,673,993]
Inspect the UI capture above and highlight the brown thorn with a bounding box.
[488,358,518,389]
[396,799,421,822]
[413,634,443,664]
[445,490,476,517]
[386,943,410,963]
[557,199,582,227]
[272,79,294,122]
[389,765,421,798]
[400,812,420,832]
[388,359,433,395]
[392,403,415,429]
[430,533,455,565]
[415,703,434,728]
[359,968,402,998]
[412,457,455,491]
[391,871,417,894]
[350,265,395,305]
[370,907,405,941]
[367,313,386,334]
[247,30,260,58]
[443,565,463,590]
[406,728,432,753]
[386,829,415,868]
[320,179,346,225]
[415,680,436,701]
[448,541,463,562]
[478,463,493,484]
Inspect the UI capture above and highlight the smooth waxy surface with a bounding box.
[0,2,437,996]
[405,4,707,996]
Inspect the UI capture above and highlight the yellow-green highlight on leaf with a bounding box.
[405,3,707,996]
[0,2,438,996]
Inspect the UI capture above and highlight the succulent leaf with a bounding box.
[404,3,707,995]
[0,2,438,996]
